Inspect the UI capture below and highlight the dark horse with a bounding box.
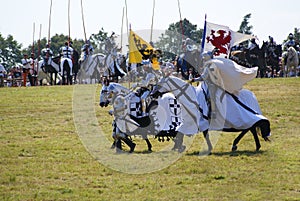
[230,46,267,78]
[41,56,60,85]
[262,41,282,77]
[72,49,80,84]
[61,59,72,85]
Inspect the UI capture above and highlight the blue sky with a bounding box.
[1,0,299,48]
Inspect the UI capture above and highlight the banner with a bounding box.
[203,21,256,57]
[129,30,154,64]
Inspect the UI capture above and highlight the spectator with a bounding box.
[21,53,33,86]
[0,64,7,87]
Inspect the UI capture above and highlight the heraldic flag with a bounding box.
[129,30,154,64]
[203,21,256,57]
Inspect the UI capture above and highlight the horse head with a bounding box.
[99,82,131,107]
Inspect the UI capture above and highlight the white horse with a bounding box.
[104,51,126,82]
[154,60,271,153]
[282,46,299,77]
[99,81,185,152]
[78,53,106,84]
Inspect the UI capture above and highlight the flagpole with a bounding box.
[199,14,207,71]
[200,14,207,53]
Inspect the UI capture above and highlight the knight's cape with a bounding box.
[204,58,258,94]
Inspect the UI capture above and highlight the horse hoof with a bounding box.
[256,145,261,152]
[129,143,136,153]
[232,145,238,152]
[178,145,186,153]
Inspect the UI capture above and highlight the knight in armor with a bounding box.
[59,41,74,76]
[266,36,277,57]
[41,44,53,67]
[81,39,94,61]
[284,33,296,50]
[183,38,194,52]
[133,59,159,117]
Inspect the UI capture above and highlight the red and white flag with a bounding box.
[203,21,256,57]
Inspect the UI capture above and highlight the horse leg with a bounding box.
[172,132,186,153]
[122,135,136,153]
[203,130,213,154]
[144,138,152,152]
[232,129,248,151]
[115,139,123,153]
[250,127,261,151]
[54,73,57,85]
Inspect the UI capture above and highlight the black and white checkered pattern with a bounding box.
[171,116,181,127]
[169,99,181,115]
[130,102,142,117]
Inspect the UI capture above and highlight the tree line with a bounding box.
[0,14,299,70]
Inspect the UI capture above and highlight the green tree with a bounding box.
[155,18,202,60]
[90,27,109,54]
[238,14,253,34]
[0,33,22,70]
[24,34,85,58]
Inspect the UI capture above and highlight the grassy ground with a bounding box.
[0,78,299,201]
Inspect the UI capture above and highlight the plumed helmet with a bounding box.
[288,33,294,39]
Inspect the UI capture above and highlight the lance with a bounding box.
[150,0,155,43]
[80,0,87,42]
[68,0,71,44]
[48,0,53,45]
[37,24,42,75]
[177,0,184,51]
[32,22,35,56]
[124,0,129,38]
[121,7,124,51]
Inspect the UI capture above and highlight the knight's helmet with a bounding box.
[288,33,294,40]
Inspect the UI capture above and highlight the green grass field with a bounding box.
[0,78,299,201]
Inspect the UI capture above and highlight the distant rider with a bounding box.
[41,44,53,67]
[59,41,73,76]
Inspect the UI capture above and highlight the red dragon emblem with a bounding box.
[206,29,231,56]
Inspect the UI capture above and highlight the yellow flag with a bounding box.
[129,30,154,64]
